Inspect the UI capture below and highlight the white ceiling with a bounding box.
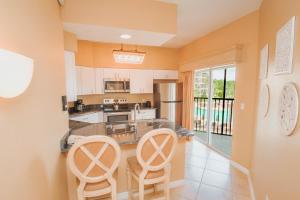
[64,0,262,48]
[159,0,262,48]
[64,23,176,47]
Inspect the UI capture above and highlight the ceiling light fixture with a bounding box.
[113,44,145,64]
[0,49,34,98]
[120,34,132,40]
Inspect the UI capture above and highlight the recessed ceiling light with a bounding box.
[120,34,131,40]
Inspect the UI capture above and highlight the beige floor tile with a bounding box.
[197,184,233,200]
[205,159,231,174]
[186,147,211,158]
[202,170,232,191]
[170,190,189,200]
[171,179,200,200]
[185,154,207,169]
[208,151,229,162]
[185,165,205,182]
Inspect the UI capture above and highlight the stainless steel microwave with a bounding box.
[104,79,130,93]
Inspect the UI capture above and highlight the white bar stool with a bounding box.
[67,135,121,200]
[127,128,178,200]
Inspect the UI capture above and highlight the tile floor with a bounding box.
[170,138,251,200]
[96,138,251,200]
[194,131,233,157]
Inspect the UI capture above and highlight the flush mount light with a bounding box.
[0,49,34,98]
[113,45,145,64]
[120,34,132,40]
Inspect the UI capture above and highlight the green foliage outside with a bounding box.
[194,79,235,98]
[212,80,235,98]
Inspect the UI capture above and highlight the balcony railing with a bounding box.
[194,97,234,136]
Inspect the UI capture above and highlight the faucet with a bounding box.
[134,103,141,124]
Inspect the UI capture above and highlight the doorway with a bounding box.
[193,65,236,156]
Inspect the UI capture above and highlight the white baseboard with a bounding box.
[230,160,256,200]
[116,179,185,200]
[230,160,250,175]
[248,173,256,200]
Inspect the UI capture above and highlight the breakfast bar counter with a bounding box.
[62,119,193,200]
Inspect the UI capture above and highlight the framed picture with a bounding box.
[274,16,296,75]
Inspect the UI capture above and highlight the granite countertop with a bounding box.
[69,109,103,118]
[69,107,157,118]
[61,119,194,152]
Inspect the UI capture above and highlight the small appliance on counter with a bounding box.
[74,99,85,112]
[144,101,151,108]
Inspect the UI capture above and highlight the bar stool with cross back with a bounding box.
[127,128,178,200]
[67,135,121,200]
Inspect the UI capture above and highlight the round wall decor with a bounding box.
[261,84,270,117]
[279,82,299,136]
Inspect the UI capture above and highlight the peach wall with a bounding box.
[251,0,300,199]
[76,40,180,69]
[179,11,260,168]
[64,31,78,52]
[61,0,177,34]
[0,0,68,199]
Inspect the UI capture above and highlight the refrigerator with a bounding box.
[153,82,183,125]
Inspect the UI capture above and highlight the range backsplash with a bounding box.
[73,93,153,105]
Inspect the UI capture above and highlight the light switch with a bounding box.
[240,103,245,110]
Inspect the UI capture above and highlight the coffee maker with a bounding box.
[74,99,85,112]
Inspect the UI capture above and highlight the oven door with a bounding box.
[104,80,129,93]
[104,112,131,123]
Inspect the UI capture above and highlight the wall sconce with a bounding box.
[0,49,34,98]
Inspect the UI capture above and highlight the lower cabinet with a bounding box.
[70,112,104,123]
[131,109,156,120]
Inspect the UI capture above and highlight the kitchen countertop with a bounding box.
[69,107,157,118]
[61,119,193,152]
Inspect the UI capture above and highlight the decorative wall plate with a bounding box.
[261,84,270,117]
[260,44,269,79]
[279,83,298,136]
[274,16,296,75]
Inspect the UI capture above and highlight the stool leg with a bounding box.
[164,176,170,200]
[139,182,144,200]
[127,168,132,200]
[111,179,117,200]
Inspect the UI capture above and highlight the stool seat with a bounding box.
[127,156,165,179]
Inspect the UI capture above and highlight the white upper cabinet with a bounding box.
[130,70,153,94]
[95,68,104,94]
[76,66,96,95]
[64,51,77,102]
[153,70,178,80]
[103,68,130,80]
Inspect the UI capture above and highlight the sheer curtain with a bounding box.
[182,71,194,130]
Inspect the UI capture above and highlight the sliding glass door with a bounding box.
[194,66,236,157]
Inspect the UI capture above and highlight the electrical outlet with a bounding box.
[265,194,270,200]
